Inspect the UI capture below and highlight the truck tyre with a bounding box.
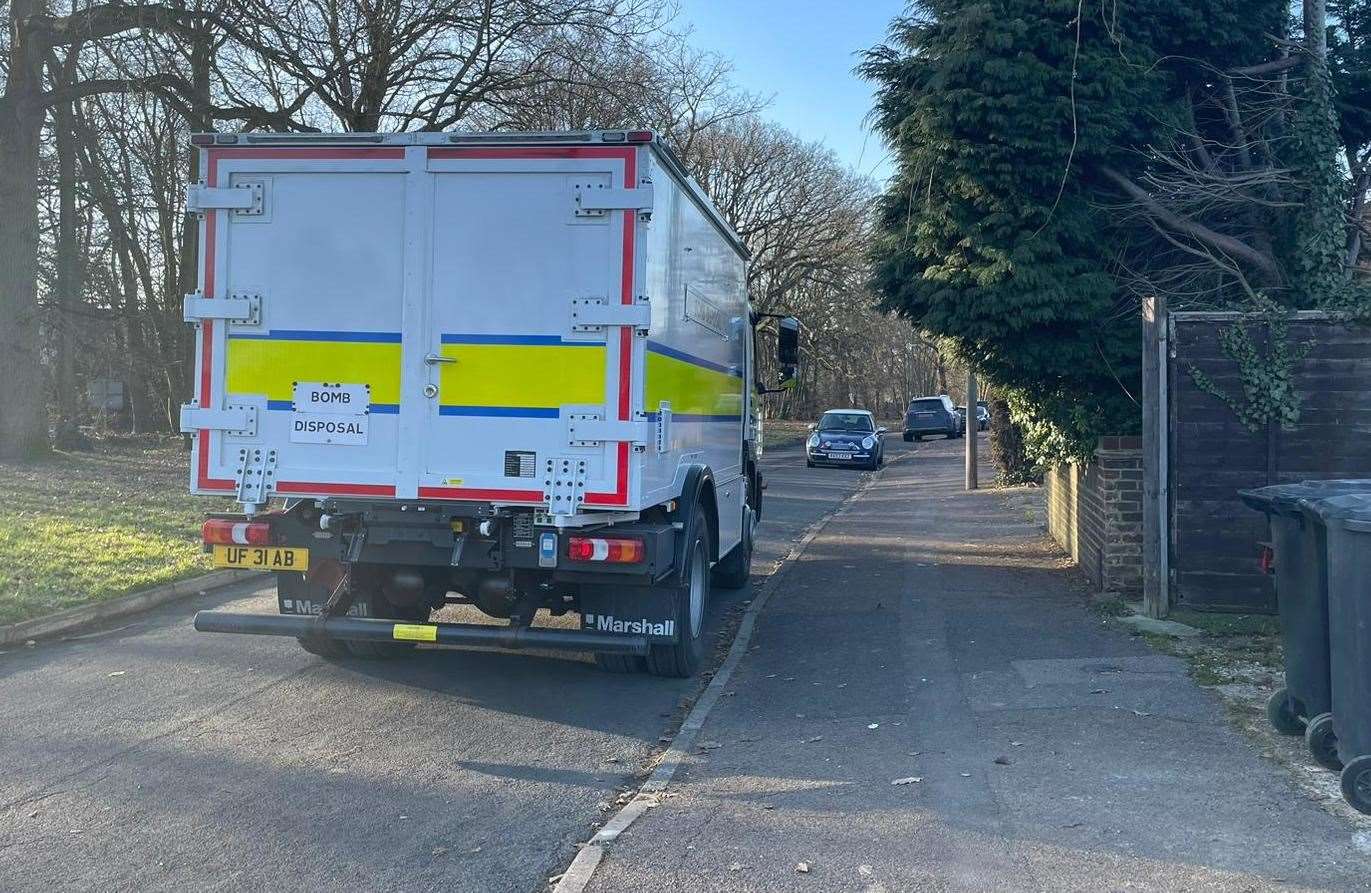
[594,653,646,674]
[298,634,350,660]
[712,506,755,589]
[646,514,710,678]
[344,591,422,660]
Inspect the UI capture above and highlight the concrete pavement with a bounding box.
[0,446,889,892]
[585,438,1371,892]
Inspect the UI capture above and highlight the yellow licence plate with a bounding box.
[212,545,310,571]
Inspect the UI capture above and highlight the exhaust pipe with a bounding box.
[193,610,649,656]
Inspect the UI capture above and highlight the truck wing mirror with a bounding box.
[776,316,800,389]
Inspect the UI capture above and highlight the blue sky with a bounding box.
[676,0,908,183]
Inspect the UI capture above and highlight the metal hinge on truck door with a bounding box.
[543,457,588,516]
[179,402,259,438]
[572,184,654,218]
[655,402,672,454]
[565,408,653,449]
[183,292,261,326]
[569,297,650,338]
[234,447,278,505]
[186,182,264,216]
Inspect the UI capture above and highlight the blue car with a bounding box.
[806,409,886,470]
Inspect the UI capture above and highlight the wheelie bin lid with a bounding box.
[1239,480,1371,517]
[1301,492,1371,532]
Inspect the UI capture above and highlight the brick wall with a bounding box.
[1044,436,1144,595]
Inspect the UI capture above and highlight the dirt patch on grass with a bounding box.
[0,438,229,625]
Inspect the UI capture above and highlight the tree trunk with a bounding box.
[114,245,157,434]
[0,0,52,458]
[173,23,215,423]
[52,100,83,427]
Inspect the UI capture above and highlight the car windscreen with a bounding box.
[817,413,873,433]
[908,399,943,413]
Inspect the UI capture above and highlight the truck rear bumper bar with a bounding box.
[193,611,649,656]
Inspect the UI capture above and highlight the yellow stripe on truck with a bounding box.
[644,350,743,418]
[438,344,605,408]
[226,339,402,404]
[224,339,607,410]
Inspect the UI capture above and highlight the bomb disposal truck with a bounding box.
[180,129,799,677]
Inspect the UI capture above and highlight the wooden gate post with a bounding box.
[1142,295,1169,618]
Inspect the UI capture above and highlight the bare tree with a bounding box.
[1102,0,1368,310]
[218,0,668,131]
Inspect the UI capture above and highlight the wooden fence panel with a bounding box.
[1168,312,1371,612]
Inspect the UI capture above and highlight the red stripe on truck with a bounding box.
[196,147,407,494]
[197,144,640,506]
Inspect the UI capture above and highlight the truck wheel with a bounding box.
[645,514,710,678]
[297,634,349,660]
[345,591,422,660]
[594,653,646,673]
[712,506,755,589]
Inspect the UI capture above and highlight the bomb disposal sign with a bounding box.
[290,382,369,445]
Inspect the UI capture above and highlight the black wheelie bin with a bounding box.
[1239,479,1371,772]
[1301,492,1371,814]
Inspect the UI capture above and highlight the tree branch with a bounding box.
[1099,166,1281,278]
[21,3,205,47]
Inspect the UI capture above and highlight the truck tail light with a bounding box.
[568,536,644,563]
[203,519,272,546]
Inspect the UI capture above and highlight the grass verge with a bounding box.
[0,438,228,626]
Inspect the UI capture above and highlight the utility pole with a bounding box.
[965,371,978,490]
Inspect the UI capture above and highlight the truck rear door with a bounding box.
[417,147,643,508]
[186,142,644,508]
[187,147,411,500]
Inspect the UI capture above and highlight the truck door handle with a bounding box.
[424,353,456,365]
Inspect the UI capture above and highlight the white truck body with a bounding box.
[182,131,751,557]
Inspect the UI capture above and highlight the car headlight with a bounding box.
[861,435,876,450]
[807,434,819,449]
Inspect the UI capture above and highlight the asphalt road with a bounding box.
[0,439,913,892]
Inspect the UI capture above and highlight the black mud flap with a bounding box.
[579,584,680,644]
